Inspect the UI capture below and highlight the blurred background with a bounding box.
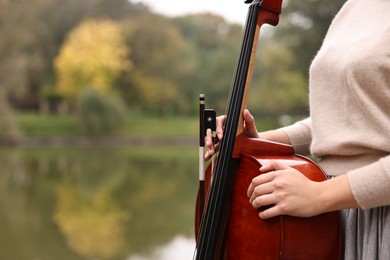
[0,0,344,259]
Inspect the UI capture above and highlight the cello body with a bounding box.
[196,134,341,259]
[194,1,341,259]
[229,134,341,259]
[195,135,341,260]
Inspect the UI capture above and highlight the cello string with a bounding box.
[195,1,261,258]
[206,0,258,253]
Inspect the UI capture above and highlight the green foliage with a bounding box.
[0,0,346,121]
[121,14,196,116]
[77,89,128,135]
[16,112,77,136]
[172,14,244,113]
[250,41,308,115]
[275,0,345,75]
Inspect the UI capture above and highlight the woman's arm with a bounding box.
[258,129,291,145]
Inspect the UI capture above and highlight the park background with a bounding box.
[0,0,344,259]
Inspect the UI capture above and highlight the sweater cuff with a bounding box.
[347,156,390,209]
[280,117,312,155]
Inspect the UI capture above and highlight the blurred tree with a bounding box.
[93,0,143,19]
[171,2,347,116]
[275,0,345,75]
[0,0,101,136]
[0,0,347,122]
[250,40,308,115]
[54,18,131,102]
[0,0,145,106]
[0,0,88,108]
[121,14,196,116]
[0,0,44,137]
[172,13,243,113]
[78,89,128,135]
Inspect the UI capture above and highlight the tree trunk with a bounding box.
[0,88,21,141]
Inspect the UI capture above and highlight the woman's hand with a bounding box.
[247,160,322,219]
[205,109,258,160]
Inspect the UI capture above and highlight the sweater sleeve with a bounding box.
[279,117,312,155]
[347,156,390,209]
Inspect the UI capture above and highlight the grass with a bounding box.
[15,112,78,136]
[125,114,199,137]
[14,111,199,137]
[13,111,281,137]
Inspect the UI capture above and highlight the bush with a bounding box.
[77,89,127,135]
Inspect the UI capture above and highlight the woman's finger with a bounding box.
[215,115,225,140]
[252,193,277,209]
[260,160,291,173]
[247,170,276,197]
[249,181,274,203]
[258,204,283,219]
[243,109,259,138]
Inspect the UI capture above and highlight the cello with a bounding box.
[194,0,341,259]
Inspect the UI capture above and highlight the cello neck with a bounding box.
[237,3,282,135]
[194,1,283,259]
[236,19,260,135]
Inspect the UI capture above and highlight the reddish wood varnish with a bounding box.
[196,134,341,259]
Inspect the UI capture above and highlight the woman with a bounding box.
[205,0,390,259]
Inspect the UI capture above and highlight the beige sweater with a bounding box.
[281,0,390,209]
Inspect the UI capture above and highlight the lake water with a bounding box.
[0,146,198,259]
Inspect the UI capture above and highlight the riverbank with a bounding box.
[0,136,197,148]
[14,112,200,137]
[0,112,200,147]
[4,112,281,148]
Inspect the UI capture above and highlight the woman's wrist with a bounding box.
[316,174,359,214]
[258,129,291,145]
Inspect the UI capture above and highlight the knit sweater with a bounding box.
[281,0,390,209]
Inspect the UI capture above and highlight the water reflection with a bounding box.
[54,184,129,258]
[128,235,195,260]
[0,147,198,259]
